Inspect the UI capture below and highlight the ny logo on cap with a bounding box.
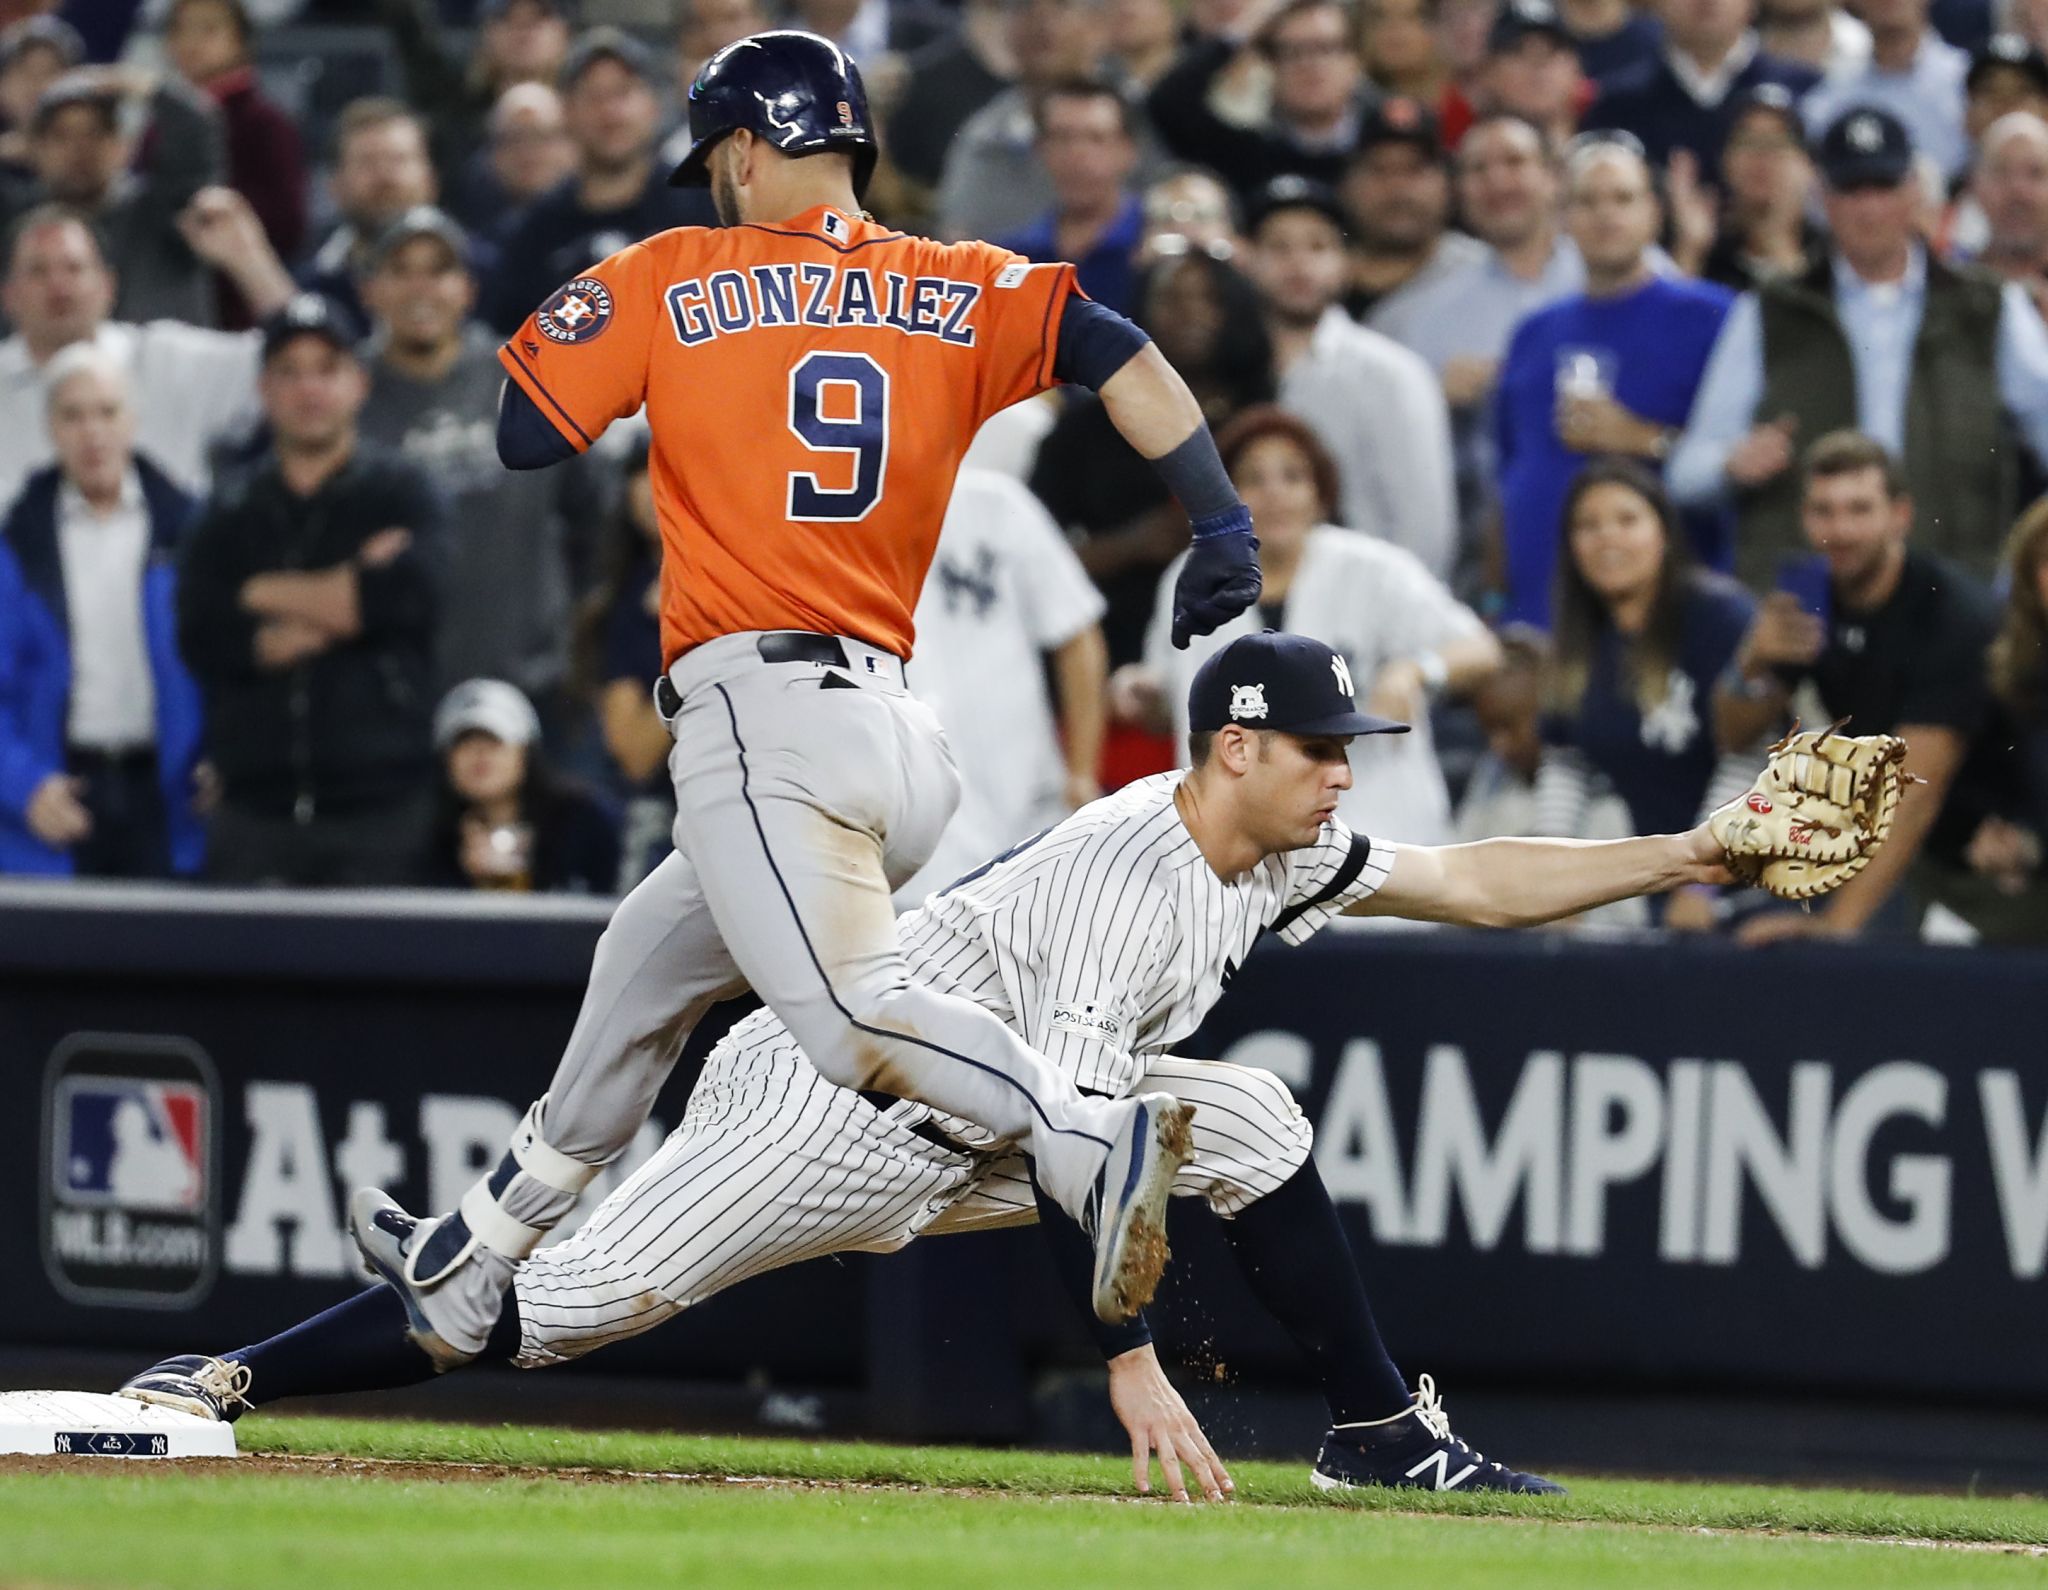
[1330,654,1354,697]
[1230,683,1268,720]
[1848,114,1884,152]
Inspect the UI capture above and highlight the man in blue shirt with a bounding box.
[996,78,1146,316]
[1581,0,1819,183]
[1671,105,2048,585]
[1801,0,1972,182]
[1493,137,1734,625]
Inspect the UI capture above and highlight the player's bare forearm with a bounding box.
[1098,345,1207,459]
[1052,625,1108,796]
[1350,831,1731,929]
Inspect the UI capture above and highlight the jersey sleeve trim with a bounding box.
[1035,263,1078,392]
[1269,830,1375,938]
[496,341,594,450]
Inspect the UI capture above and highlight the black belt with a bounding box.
[857,1090,979,1158]
[68,745,157,771]
[756,632,851,668]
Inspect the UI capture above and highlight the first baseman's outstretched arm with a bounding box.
[1349,828,1736,929]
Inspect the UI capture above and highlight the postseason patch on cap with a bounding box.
[535,277,614,345]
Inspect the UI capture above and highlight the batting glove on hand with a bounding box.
[1172,511,1261,649]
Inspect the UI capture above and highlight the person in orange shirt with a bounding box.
[348,30,1266,1370]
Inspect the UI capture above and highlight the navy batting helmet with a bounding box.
[668,31,879,198]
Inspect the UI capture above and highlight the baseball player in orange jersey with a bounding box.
[348,30,1269,1367]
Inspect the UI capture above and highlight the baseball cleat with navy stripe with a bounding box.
[116,1354,253,1423]
[1089,1092,1196,1323]
[1312,1375,1565,1495]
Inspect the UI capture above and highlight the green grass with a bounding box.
[3,1415,2046,1590]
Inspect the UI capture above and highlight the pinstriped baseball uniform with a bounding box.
[512,773,1394,1366]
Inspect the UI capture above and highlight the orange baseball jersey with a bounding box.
[498,205,1080,666]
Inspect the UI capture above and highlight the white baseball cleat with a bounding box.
[1089,1092,1196,1323]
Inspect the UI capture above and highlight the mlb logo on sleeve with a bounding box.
[41,1035,219,1306]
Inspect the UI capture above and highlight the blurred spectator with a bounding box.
[452,81,575,236]
[421,678,618,894]
[0,16,81,179]
[1342,97,1484,315]
[299,99,438,329]
[1802,0,1971,182]
[356,206,585,706]
[1948,496,2048,940]
[176,296,441,888]
[1581,0,1820,185]
[1758,0,1872,74]
[1131,407,1500,842]
[1673,106,2048,586]
[1360,0,1449,99]
[15,67,225,326]
[571,437,670,888]
[998,79,1144,313]
[0,201,290,506]
[1434,0,1499,141]
[1958,112,2048,318]
[789,0,951,64]
[1477,0,1589,147]
[1244,175,1457,576]
[1494,137,1733,625]
[1685,83,1821,287]
[162,0,307,329]
[1148,0,1373,202]
[1965,34,2048,144]
[887,0,1013,193]
[1030,248,1273,664]
[0,344,204,878]
[1372,115,1582,575]
[937,0,1134,241]
[1108,0,1183,88]
[1138,166,1241,259]
[376,0,572,182]
[1561,0,1666,84]
[482,28,716,334]
[1714,431,1998,942]
[893,468,1109,905]
[1541,460,1756,844]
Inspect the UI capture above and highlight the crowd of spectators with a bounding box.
[1,0,2047,946]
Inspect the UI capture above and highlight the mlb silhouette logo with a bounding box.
[56,1077,206,1213]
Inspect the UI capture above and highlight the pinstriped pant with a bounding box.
[511,1012,1313,1368]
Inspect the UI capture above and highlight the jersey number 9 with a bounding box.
[787,351,890,522]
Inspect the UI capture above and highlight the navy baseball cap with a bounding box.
[1816,105,1914,189]
[261,293,358,364]
[1355,94,1443,159]
[1970,32,2048,95]
[1246,174,1349,239]
[1188,632,1410,738]
[1489,0,1571,54]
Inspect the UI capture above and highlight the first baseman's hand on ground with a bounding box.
[1107,1344,1233,1503]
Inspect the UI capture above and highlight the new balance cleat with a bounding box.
[116,1354,253,1423]
[1089,1092,1197,1323]
[1312,1374,1565,1495]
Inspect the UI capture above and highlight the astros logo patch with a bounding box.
[536,277,614,345]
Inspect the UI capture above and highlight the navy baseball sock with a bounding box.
[1217,1160,1411,1425]
[227,1285,522,1406]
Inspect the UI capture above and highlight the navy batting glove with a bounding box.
[1171,509,1261,649]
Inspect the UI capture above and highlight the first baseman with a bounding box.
[124,631,1814,1499]
[336,31,1272,1365]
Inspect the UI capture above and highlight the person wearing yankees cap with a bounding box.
[1672,102,2048,588]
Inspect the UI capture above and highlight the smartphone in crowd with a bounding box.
[1775,553,1832,632]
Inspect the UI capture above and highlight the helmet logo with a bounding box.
[837,99,854,127]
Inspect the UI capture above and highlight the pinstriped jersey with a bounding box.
[897,772,1392,1117]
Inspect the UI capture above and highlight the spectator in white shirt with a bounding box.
[1242,174,1460,579]
[892,468,1110,906]
[0,343,207,878]
[0,197,293,511]
[1124,406,1502,844]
